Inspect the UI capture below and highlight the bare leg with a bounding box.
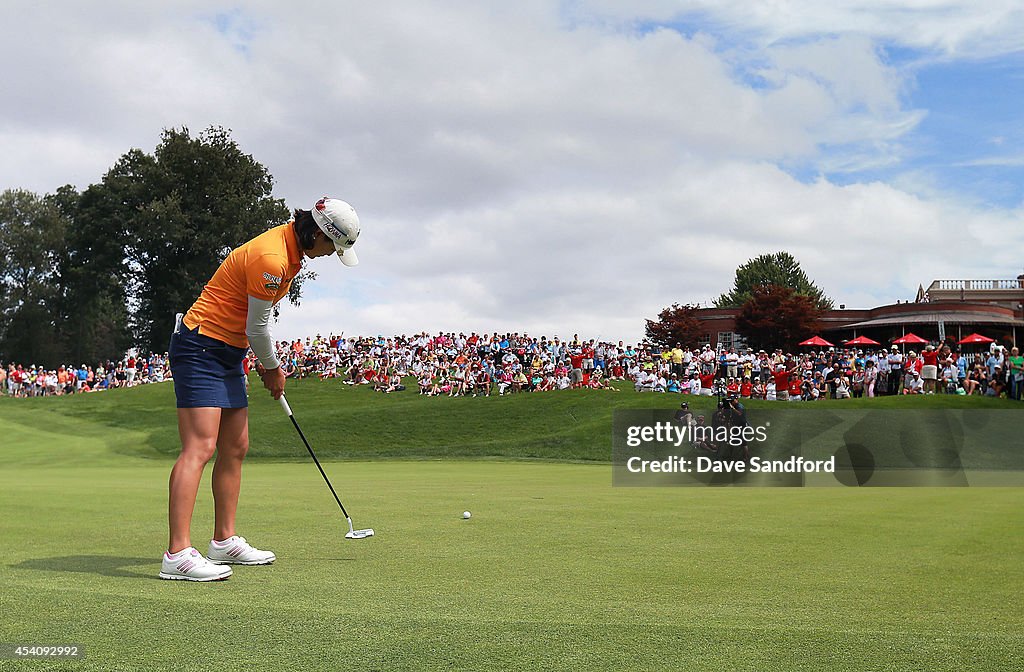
[212,407,250,541]
[168,408,221,553]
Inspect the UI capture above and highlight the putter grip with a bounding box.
[278,395,293,417]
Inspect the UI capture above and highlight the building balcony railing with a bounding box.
[929,279,1024,292]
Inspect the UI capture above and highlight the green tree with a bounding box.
[716,251,833,310]
[2,127,305,364]
[57,178,134,365]
[734,284,823,352]
[645,303,703,349]
[0,189,66,366]
[101,126,293,353]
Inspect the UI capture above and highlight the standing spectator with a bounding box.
[582,340,596,378]
[864,360,878,398]
[568,348,584,389]
[920,345,939,394]
[875,350,890,395]
[985,348,1003,380]
[1008,347,1024,401]
[823,362,838,399]
[887,346,904,395]
[11,365,25,397]
[773,365,790,401]
[698,370,715,396]
[835,375,851,399]
[726,348,739,379]
[787,374,802,401]
[669,345,684,378]
[851,364,865,398]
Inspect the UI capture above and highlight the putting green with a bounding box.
[2,459,1022,671]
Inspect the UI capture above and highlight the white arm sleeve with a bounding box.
[246,295,281,370]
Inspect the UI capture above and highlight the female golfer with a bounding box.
[159,197,360,581]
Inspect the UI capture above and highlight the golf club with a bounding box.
[278,395,374,539]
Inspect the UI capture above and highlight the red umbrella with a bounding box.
[892,333,928,345]
[958,333,994,345]
[845,336,880,346]
[799,335,834,347]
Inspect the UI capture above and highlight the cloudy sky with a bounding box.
[3,1,1023,343]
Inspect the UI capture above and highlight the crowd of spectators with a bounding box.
[632,341,1023,402]
[4,332,1021,402]
[1,354,171,397]
[253,333,623,396]
[253,332,1024,402]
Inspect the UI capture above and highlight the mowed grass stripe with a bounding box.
[2,375,1020,465]
[1,460,1022,670]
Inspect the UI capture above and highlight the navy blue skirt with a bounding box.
[169,324,248,409]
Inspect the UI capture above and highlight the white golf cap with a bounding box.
[311,196,360,266]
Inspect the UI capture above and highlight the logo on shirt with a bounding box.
[262,271,282,291]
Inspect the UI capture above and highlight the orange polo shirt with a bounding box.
[183,223,304,349]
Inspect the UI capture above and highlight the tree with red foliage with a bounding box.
[645,303,703,349]
[735,285,822,352]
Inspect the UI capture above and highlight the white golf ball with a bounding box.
[462,511,472,519]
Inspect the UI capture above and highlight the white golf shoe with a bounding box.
[206,536,276,565]
[159,547,232,582]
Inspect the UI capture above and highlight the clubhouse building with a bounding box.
[695,276,1024,351]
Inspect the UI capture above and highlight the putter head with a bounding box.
[345,528,374,539]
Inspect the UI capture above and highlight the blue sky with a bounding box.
[890,52,1024,207]
[626,10,1024,209]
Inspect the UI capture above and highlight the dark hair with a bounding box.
[293,209,321,250]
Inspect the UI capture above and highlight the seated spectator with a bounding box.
[473,367,491,397]
[750,379,764,399]
[987,367,1006,397]
[940,359,958,394]
[903,371,924,395]
[964,366,985,395]
[587,368,617,391]
[634,369,655,392]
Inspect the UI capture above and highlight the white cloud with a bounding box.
[0,1,1021,345]
[578,0,1024,57]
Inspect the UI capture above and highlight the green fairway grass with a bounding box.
[1,382,1022,670]
[3,375,1020,463]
